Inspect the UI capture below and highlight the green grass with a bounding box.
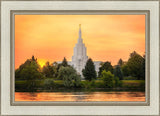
[15,78,145,92]
[122,80,145,83]
[15,80,26,84]
[122,80,145,89]
[54,80,63,84]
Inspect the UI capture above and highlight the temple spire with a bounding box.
[79,24,82,39]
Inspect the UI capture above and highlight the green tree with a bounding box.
[121,64,130,77]
[127,51,145,80]
[102,70,114,88]
[82,58,97,81]
[61,57,68,67]
[73,74,81,87]
[53,62,59,78]
[114,77,122,87]
[42,61,56,78]
[56,57,69,79]
[15,56,42,91]
[15,68,21,80]
[117,58,124,66]
[58,66,81,88]
[113,65,123,80]
[44,78,54,90]
[98,61,113,77]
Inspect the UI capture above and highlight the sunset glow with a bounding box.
[15,15,145,69]
[37,59,46,68]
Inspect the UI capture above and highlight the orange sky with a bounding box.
[15,15,145,69]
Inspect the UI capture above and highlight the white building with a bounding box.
[55,25,101,78]
[71,24,88,76]
[71,24,101,78]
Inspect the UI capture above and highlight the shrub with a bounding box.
[81,81,92,89]
[74,74,81,87]
[63,75,74,88]
[44,78,54,90]
[94,80,105,88]
[114,77,122,87]
[58,66,81,88]
[102,70,114,88]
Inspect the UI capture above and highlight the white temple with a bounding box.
[71,24,88,76]
[55,25,101,79]
[71,24,101,78]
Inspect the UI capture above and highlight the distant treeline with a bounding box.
[15,51,145,91]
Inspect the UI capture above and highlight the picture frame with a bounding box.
[0,0,159,115]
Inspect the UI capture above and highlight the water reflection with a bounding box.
[15,92,145,101]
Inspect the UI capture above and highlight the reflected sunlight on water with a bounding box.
[15,92,145,101]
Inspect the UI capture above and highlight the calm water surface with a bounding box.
[15,92,145,101]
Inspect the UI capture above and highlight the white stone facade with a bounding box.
[71,25,101,78]
[94,61,101,73]
[55,25,101,79]
[71,24,88,77]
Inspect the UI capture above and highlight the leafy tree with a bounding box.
[42,61,56,78]
[73,74,81,87]
[52,62,59,78]
[121,64,130,77]
[15,68,21,80]
[20,61,42,80]
[98,61,113,77]
[118,58,124,66]
[113,65,123,80]
[82,58,97,81]
[102,70,114,88]
[15,56,42,80]
[58,66,81,88]
[127,51,145,80]
[56,57,69,79]
[15,56,42,91]
[130,51,137,57]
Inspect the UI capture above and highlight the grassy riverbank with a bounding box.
[15,79,145,92]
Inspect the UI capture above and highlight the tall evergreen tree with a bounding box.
[113,65,123,80]
[61,57,68,67]
[117,58,124,66]
[82,58,97,81]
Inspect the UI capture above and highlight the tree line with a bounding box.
[15,51,145,90]
[82,51,145,81]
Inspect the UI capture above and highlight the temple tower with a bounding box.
[72,24,88,78]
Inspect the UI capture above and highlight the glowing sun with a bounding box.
[38,59,46,68]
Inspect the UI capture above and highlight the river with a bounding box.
[15,91,145,101]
